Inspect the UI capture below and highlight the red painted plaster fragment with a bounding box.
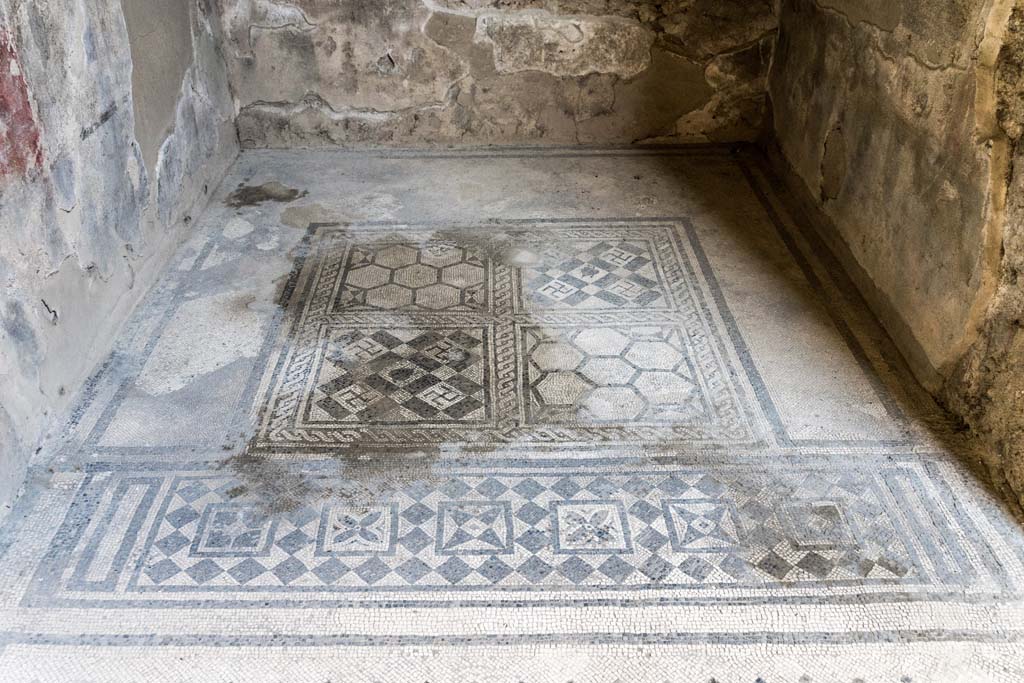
[0,30,43,178]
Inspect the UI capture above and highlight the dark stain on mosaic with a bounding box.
[225,181,308,208]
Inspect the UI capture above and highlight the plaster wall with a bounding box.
[0,0,238,515]
[121,0,196,171]
[767,0,1024,503]
[216,0,778,147]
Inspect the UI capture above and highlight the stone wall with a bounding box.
[0,0,238,515]
[767,0,1023,503]
[217,0,778,147]
[944,3,1024,503]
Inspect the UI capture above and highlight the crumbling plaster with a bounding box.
[0,0,238,515]
[216,0,778,147]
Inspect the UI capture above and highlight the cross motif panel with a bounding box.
[552,500,633,554]
[316,503,399,556]
[190,503,277,558]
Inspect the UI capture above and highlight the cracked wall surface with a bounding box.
[767,0,1024,505]
[217,0,778,147]
[0,0,238,515]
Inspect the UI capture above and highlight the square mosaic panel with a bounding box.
[663,498,745,553]
[23,458,1016,608]
[316,503,399,556]
[520,324,713,425]
[515,238,672,311]
[436,501,515,555]
[190,503,279,557]
[551,500,633,554]
[252,221,764,450]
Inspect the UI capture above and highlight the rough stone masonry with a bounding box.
[219,0,778,147]
[767,0,1024,506]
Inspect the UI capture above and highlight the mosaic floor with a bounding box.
[2,146,1023,681]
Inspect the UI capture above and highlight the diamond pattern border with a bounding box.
[25,461,994,609]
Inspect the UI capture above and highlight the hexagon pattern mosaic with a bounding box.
[334,241,488,312]
[522,325,706,423]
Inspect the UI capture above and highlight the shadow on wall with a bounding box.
[645,150,1024,521]
[943,3,1024,507]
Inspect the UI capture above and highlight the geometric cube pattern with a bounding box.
[252,222,760,450]
[522,239,669,310]
[308,327,489,424]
